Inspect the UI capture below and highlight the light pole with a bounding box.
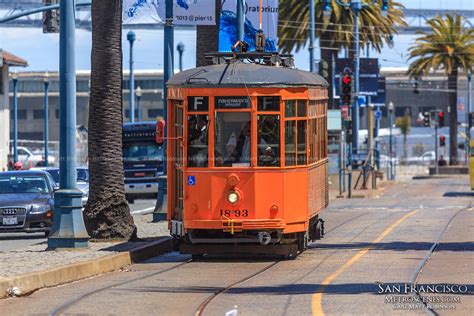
[323,0,388,152]
[466,69,472,164]
[48,0,89,249]
[309,0,315,72]
[43,71,50,167]
[388,101,394,180]
[177,42,185,72]
[11,70,18,164]
[127,30,136,123]
[237,0,245,42]
[136,86,142,122]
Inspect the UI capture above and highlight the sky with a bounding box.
[0,0,473,72]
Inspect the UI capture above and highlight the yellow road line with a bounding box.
[311,210,418,316]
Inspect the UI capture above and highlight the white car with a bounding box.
[10,146,55,169]
[407,151,436,165]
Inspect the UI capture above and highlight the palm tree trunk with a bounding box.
[196,0,222,67]
[84,0,137,240]
[448,70,458,165]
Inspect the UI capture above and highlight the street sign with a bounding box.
[372,77,386,107]
[374,110,382,120]
[334,58,379,97]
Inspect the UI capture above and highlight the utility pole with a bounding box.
[388,101,394,180]
[237,0,245,42]
[11,70,18,164]
[309,0,315,72]
[48,0,89,249]
[466,69,472,164]
[127,30,136,122]
[43,72,50,167]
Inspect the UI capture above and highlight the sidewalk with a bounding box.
[0,214,171,298]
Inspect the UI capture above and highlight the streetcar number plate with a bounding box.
[220,209,248,218]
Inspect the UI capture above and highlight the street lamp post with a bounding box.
[136,86,142,122]
[43,71,50,167]
[466,69,472,164]
[11,70,18,164]
[388,101,394,180]
[48,0,89,249]
[127,30,136,123]
[309,0,315,72]
[237,0,245,42]
[177,42,185,72]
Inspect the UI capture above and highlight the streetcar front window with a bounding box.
[214,112,251,167]
[187,114,209,167]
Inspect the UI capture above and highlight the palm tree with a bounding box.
[407,14,474,165]
[196,0,222,66]
[279,0,406,101]
[395,112,410,163]
[84,0,137,240]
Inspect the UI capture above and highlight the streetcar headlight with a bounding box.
[227,191,239,204]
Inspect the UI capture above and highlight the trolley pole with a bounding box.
[48,0,89,249]
[309,0,315,72]
[153,0,174,222]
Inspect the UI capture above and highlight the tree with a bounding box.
[395,112,411,163]
[196,0,222,66]
[84,0,137,240]
[407,14,474,165]
[279,0,406,103]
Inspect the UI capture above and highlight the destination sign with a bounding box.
[215,96,251,109]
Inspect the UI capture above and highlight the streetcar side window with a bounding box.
[297,120,307,165]
[285,120,296,166]
[214,112,251,167]
[257,115,280,167]
[285,100,296,117]
[187,114,209,167]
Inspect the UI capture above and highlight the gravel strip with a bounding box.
[0,215,170,279]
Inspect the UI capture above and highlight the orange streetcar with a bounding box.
[166,52,329,258]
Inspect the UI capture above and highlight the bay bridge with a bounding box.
[0,0,472,32]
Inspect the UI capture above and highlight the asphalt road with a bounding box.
[0,176,472,315]
[0,199,156,252]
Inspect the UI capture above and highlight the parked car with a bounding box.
[32,167,89,207]
[406,151,436,165]
[9,146,56,169]
[0,170,56,236]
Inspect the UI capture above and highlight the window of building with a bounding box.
[33,109,46,119]
[10,109,27,120]
[124,109,139,119]
[147,109,163,119]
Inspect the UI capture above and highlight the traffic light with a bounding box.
[340,72,353,107]
[438,111,445,127]
[43,0,59,33]
[345,118,353,144]
[439,135,446,147]
[318,61,329,81]
[413,77,420,94]
[423,112,430,127]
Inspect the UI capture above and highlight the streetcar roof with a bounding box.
[167,62,329,88]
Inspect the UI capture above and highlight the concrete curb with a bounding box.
[0,237,173,299]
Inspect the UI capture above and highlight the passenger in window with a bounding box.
[235,121,251,163]
[188,116,208,167]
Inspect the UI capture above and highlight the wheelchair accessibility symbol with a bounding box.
[187,176,196,186]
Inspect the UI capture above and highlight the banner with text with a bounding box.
[219,0,278,52]
[123,0,216,25]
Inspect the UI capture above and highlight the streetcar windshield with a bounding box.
[214,112,251,167]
